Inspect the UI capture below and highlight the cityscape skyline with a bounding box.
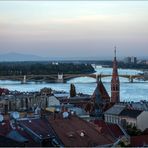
[0,1,148,59]
[0,1,148,147]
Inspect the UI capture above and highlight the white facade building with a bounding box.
[105,104,148,131]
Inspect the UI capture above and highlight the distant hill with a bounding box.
[0,53,112,62]
[0,52,147,62]
[0,52,49,61]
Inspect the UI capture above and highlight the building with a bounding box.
[123,57,131,64]
[118,101,148,111]
[123,56,137,64]
[104,104,125,124]
[0,91,54,113]
[120,109,148,131]
[84,76,111,117]
[0,135,25,147]
[119,109,142,127]
[0,114,64,147]
[0,117,39,146]
[104,104,148,131]
[47,112,120,147]
[92,120,125,139]
[46,104,88,118]
[131,56,137,64]
[18,118,61,146]
[111,47,120,103]
[47,96,60,107]
[0,88,9,96]
[92,77,110,116]
[130,135,148,147]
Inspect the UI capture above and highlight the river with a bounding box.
[0,66,148,102]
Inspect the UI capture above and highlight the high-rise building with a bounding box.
[111,47,120,103]
[123,56,137,64]
[131,56,137,64]
[123,57,131,64]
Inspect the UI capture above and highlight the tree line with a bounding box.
[0,62,95,76]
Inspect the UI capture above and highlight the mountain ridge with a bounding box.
[0,52,49,61]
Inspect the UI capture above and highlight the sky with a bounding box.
[0,1,148,60]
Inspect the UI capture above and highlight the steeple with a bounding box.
[114,46,116,59]
[111,46,120,103]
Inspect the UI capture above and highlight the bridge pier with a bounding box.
[96,74,101,82]
[21,75,27,84]
[129,76,133,83]
[57,73,64,83]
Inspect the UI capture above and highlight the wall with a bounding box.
[120,116,137,127]
[137,111,148,131]
[105,114,121,124]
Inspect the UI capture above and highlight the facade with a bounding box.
[137,111,148,131]
[0,93,51,113]
[104,104,125,124]
[131,56,137,64]
[119,109,143,128]
[123,56,137,64]
[123,57,131,64]
[111,47,120,103]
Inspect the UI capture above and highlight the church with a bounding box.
[85,47,120,117]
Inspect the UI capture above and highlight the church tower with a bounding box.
[111,46,120,103]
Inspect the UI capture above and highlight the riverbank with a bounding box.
[0,67,147,102]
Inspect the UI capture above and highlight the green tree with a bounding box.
[70,83,76,97]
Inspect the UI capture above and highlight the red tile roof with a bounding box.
[92,80,110,101]
[0,88,9,95]
[93,120,124,139]
[130,135,148,147]
[16,128,40,147]
[107,124,124,138]
[48,114,116,147]
[0,120,11,136]
[19,118,55,139]
[0,135,24,147]
[0,120,39,147]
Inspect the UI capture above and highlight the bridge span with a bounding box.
[0,73,145,83]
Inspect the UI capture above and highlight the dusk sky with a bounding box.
[0,1,148,59]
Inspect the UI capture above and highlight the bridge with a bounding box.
[0,73,145,83]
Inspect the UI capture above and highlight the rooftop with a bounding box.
[19,118,55,140]
[93,120,124,139]
[119,109,143,118]
[0,120,39,147]
[130,135,148,147]
[92,79,110,103]
[0,135,24,147]
[105,104,126,115]
[48,113,116,147]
